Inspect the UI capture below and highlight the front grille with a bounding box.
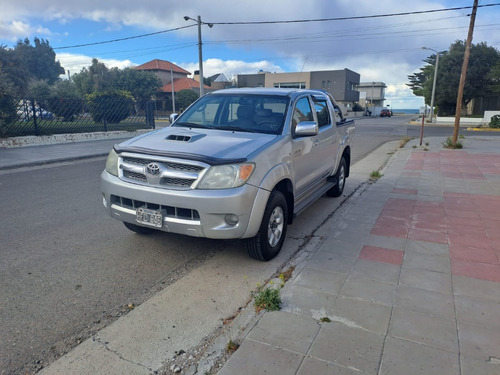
[111,195,200,221]
[119,153,207,190]
[123,170,147,182]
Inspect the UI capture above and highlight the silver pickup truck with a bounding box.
[101,88,354,261]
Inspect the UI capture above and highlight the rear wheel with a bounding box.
[246,190,288,261]
[327,157,347,197]
[123,222,156,235]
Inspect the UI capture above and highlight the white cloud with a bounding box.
[57,52,134,76]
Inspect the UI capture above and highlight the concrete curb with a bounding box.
[0,129,152,148]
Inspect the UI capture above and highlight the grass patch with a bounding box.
[443,136,463,149]
[370,170,383,179]
[254,287,281,313]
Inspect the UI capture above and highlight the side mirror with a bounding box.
[295,121,318,137]
[169,113,179,123]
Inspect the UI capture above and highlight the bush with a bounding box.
[86,90,133,124]
[490,114,500,128]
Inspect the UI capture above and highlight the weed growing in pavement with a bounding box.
[279,266,295,283]
[226,340,240,353]
[443,136,463,149]
[399,136,413,148]
[320,317,332,323]
[254,287,281,313]
[370,170,383,179]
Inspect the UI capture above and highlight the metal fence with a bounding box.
[1,98,155,137]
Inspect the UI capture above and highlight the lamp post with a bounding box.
[422,47,440,123]
[184,16,213,97]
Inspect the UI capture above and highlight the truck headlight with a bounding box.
[105,149,119,176]
[198,163,254,189]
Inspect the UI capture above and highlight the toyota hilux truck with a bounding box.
[101,88,354,261]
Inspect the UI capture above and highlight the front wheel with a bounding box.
[327,157,347,197]
[245,190,288,261]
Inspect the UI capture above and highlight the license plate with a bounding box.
[136,207,163,228]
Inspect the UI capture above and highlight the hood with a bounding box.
[115,127,277,165]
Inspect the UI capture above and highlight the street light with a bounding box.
[422,47,441,123]
[184,16,213,97]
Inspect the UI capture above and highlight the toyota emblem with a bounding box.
[146,162,161,176]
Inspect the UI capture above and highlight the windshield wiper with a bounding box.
[174,122,211,129]
[213,126,257,133]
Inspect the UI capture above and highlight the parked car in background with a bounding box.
[380,108,391,117]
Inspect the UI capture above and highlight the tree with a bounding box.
[408,41,500,115]
[0,45,30,96]
[14,38,64,84]
[86,90,133,124]
[176,89,199,111]
[114,68,161,101]
[0,65,17,134]
[72,58,115,96]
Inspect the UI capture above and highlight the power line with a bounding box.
[207,3,500,25]
[54,24,195,50]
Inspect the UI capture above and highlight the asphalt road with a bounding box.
[1,114,496,375]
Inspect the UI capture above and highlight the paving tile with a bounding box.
[247,311,320,354]
[351,259,401,284]
[379,336,460,375]
[399,267,453,295]
[370,223,408,238]
[454,294,500,329]
[403,250,450,274]
[307,251,356,274]
[452,274,500,301]
[451,258,500,282]
[395,284,455,318]
[297,357,368,375]
[449,244,498,264]
[294,267,346,295]
[458,321,500,360]
[408,227,448,244]
[364,234,407,251]
[358,245,404,265]
[281,285,336,318]
[340,276,397,306]
[318,238,363,257]
[389,308,458,353]
[309,322,385,374]
[461,355,500,375]
[218,340,303,375]
[328,295,392,335]
[405,240,449,257]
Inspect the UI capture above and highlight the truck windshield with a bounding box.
[174,94,289,135]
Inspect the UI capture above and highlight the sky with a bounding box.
[1,0,499,109]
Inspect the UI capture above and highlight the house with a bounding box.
[356,82,387,112]
[237,69,360,112]
[134,59,211,116]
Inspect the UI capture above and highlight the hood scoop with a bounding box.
[166,132,205,143]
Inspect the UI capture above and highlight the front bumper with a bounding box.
[101,170,270,239]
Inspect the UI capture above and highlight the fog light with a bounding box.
[225,214,239,226]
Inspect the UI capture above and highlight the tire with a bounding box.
[246,190,288,261]
[327,157,347,197]
[123,222,156,235]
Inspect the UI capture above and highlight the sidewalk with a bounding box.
[219,136,500,375]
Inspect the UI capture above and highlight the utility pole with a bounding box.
[452,0,478,146]
[184,16,213,97]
